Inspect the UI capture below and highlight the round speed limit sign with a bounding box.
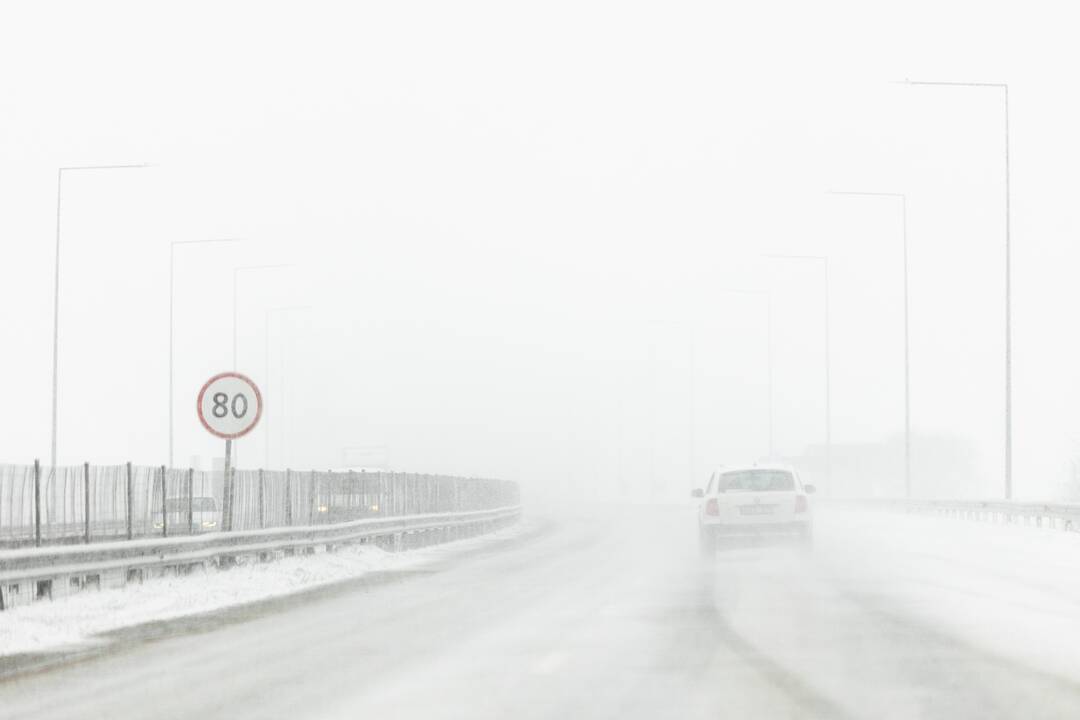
[197,372,263,439]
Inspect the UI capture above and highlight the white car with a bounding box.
[692,465,815,553]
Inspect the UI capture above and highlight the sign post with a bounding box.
[197,372,263,531]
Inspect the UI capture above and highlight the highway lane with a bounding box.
[3,505,1080,719]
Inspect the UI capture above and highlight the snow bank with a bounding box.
[817,506,1080,679]
[0,523,528,658]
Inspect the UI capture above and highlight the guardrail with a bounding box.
[837,498,1080,531]
[0,505,522,611]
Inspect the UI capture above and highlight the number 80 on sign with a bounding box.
[197,372,263,439]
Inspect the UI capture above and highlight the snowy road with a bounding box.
[4,504,1080,719]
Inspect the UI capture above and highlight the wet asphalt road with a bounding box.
[3,504,1080,719]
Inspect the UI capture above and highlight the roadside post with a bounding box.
[197,372,263,532]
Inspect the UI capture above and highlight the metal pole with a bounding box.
[281,331,288,469]
[187,467,194,534]
[901,196,911,498]
[263,305,310,470]
[900,79,1011,496]
[824,261,832,494]
[50,172,62,475]
[233,271,239,371]
[223,439,232,531]
[718,288,772,457]
[50,163,148,472]
[327,470,334,518]
[169,239,240,468]
[766,294,773,457]
[160,465,168,538]
[688,338,695,489]
[83,461,90,544]
[265,310,271,470]
[285,468,293,526]
[1004,86,1013,499]
[231,264,290,471]
[126,461,133,540]
[34,458,41,547]
[233,264,291,371]
[258,468,265,529]
[169,242,173,468]
[762,254,831,492]
[826,191,909,495]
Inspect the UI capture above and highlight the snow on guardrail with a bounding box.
[0,505,522,611]
[833,498,1080,531]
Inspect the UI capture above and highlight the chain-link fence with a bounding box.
[0,462,519,547]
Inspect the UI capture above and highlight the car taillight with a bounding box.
[795,495,808,514]
[705,498,720,516]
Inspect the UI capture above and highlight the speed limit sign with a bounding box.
[197,372,263,439]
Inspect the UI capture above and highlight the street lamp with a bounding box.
[231,263,291,468]
[170,238,242,468]
[264,305,310,469]
[898,78,1013,499]
[232,264,292,370]
[718,288,773,458]
[764,254,831,494]
[50,163,150,471]
[827,190,910,497]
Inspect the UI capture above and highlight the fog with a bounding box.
[3,1,1079,503]
[14,5,1080,719]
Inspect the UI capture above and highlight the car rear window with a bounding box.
[717,470,795,492]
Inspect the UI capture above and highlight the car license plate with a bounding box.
[739,505,775,516]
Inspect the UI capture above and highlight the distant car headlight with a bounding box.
[317,505,329,513]
[153,521,164,529]
[201,520,217,528]
[370,504,379,512]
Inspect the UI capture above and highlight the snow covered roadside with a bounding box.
[707,504,1080,718]
[815,505,1080,679]
[0,520,531,658]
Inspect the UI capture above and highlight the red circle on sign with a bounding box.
[196,371,264,439]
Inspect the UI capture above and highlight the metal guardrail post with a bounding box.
[229,466,236,531]
[284,469,293,526]
[126,461,133,540]
[187,468,194,534]
[258,468,265,529]
[83,461,91,544]
[327,470,333,521]
[33,459,41,548]
[360,470,368,515]
[309,471,316,525]
[348,470,355,518]
[160,465,168,538]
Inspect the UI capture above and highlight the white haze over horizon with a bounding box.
[2,1,1079,502]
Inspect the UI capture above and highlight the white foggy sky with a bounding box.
[1,1,1077,499]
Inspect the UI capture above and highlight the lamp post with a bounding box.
[231,263,291,468]
[827,190,910,497]
[50,163,150,471]
[264,305,310,469]
[899,78,1012,499]
[718,288,773,458]
[170,238,241,468]
[764,254,831,493]
[232,264,291,370]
